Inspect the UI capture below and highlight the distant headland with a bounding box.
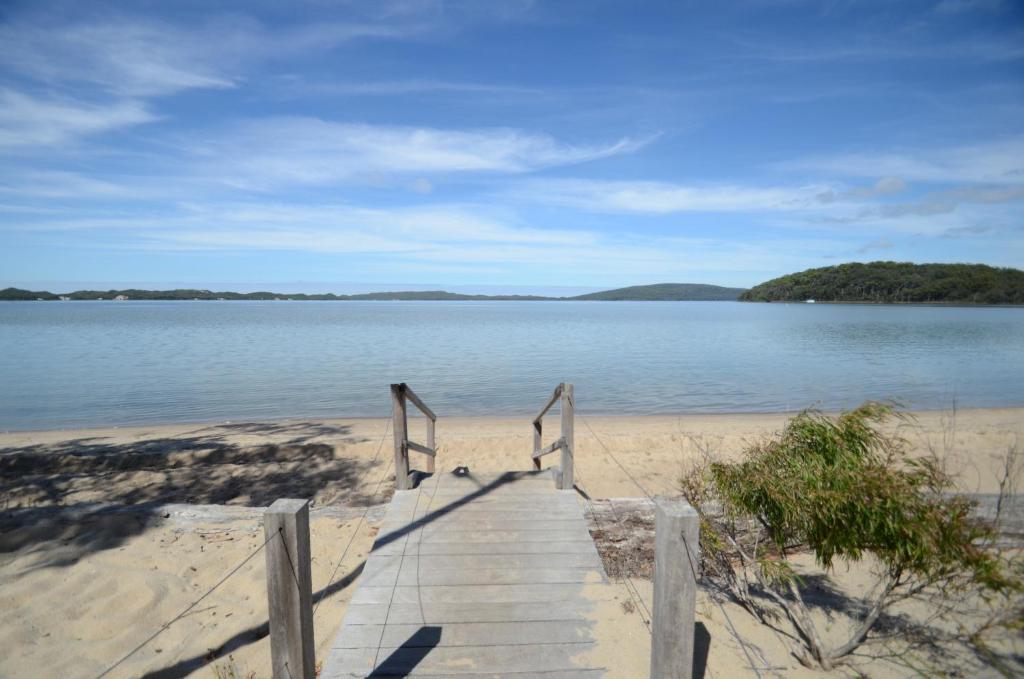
[0,282,746,302]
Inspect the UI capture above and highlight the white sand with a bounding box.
[0,408,1020,677]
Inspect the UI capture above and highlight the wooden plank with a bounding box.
[531,436,566,460]
[323,643,598,677]
[406,440,435,457]
[373,528,593,546]
[365,552,602,571]
[340,600,600,625]
[370,539,598,557]
[361,567,604,587]
[352,583,614,606]
[376,519,586,535]
[334,620,595,649]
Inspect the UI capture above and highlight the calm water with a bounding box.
[1,301,1022,430]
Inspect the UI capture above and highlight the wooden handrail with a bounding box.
[531,382,574,490]
[403,384,436,421]
[391,383,437,490]
[407,440,436,457]
[533,383,563,424]
[531,436,566,460]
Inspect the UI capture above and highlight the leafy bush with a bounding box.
[681,403,1019,669]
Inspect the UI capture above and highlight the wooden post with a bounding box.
[264,499,315,679]
[532,420,542,470]
[391,384,409,491]
[651,497,700,679]
[559,382,574,490]
[426,416,436,474]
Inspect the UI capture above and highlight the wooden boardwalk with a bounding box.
[321,469,613,678]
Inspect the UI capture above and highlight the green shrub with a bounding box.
[683,403,1019,669]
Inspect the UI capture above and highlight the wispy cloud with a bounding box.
[816,177,907,203]
[190,119,649,188]
[510,178,829,214]
[781,138,1024,184]
[817,183,1024,223]
[0,89,156,148]
[0,19,234,97]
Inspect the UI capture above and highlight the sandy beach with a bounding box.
[1,408,1021,677]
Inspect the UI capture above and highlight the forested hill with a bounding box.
[739,262,1024,304]
[0,284,746,301]
[571,283,745,301]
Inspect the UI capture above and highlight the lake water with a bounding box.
[1,301,1022,430]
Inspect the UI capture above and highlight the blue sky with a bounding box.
[1,0,1022,293]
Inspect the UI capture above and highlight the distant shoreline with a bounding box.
[3,298,1022,307]
[0,282,747,302]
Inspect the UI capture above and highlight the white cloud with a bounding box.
[782,138,1024,184]
[0,89,156,148]
[190,118,648,188]
[0,170,139,199]
[511,178,830,214]
[0,20,235,97]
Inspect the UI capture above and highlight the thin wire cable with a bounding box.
[312,411,393,620]
[372,473,428,670]
[94,529,279,679]
[574,466,652,631]
[577,410,764,679]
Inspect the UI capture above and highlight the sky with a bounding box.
[1,0,1022,293]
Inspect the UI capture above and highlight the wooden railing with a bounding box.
[390,383,436,490]
[531,382,574,490]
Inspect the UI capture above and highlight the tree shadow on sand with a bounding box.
[0,421,389,574]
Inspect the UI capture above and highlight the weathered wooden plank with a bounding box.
[361,566,604,588]
[334,620,595,649]
[322,642,598,677]
[365,552,602,571]
[351,583,614,606]
[382,509,585,526]
[373,528,593,546]
[370,539,599,557]
[405,440,435,457]
[376,517,589,534]
[340,600,600,625]
[531,436,566,460]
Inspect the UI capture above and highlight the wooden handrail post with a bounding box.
[559,382,574,490]
[265,499,315,679]
[426,416,436,474]
[532,419,542,470]
[391,383,410,490]
[651,497,700,679]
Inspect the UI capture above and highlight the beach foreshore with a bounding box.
[1,408,1021,678]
